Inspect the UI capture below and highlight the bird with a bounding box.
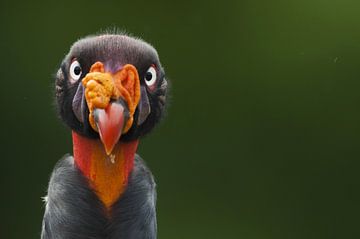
[41,33,168,239]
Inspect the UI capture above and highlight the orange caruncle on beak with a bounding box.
[82,62,140,154]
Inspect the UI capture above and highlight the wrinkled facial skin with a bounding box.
[55,34,168,141]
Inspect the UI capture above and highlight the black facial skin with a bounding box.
[55,34,168,142]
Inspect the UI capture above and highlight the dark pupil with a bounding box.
[74,66,81,75]
[145,72,153,81]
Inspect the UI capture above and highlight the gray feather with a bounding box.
[41,155,107,239]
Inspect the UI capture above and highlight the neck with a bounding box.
[72,131,139,208]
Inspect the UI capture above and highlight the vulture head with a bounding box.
[55,34,168,154]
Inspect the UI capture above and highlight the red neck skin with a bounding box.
[72,131,139,208]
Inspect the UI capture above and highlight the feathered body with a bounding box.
[42,155,156,239]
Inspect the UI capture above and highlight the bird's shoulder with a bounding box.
[42,154,107,239]
[131,154,156,187]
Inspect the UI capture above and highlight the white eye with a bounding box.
[69,60,82,83]
[144,66,157,88]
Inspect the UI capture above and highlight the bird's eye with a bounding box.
[69,60,82,83]
[144,66,157,88]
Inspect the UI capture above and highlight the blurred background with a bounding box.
[1,0,360,238]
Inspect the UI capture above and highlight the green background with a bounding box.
[1,0,359,238]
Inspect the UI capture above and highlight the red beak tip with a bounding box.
[95,102,126,156]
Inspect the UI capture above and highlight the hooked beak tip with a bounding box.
[94,100,128,155]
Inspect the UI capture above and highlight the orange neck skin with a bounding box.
[72,131,139,209]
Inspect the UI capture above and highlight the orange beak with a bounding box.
[82,62,140,155]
